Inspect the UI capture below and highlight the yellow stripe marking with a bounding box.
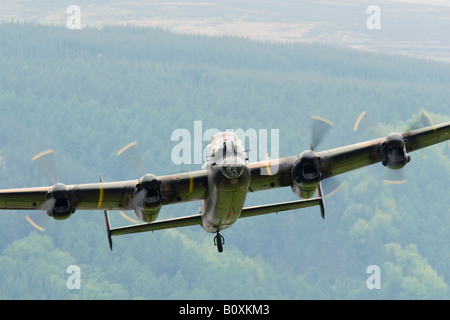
[97,185,104,208]
[189,171,194,193]
[26,216,45,232]
[31,149,53,162]
[265,162,272,176]
[264,152,272,176]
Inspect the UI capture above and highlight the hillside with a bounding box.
[1,0,450,62]
[0,23,449,299]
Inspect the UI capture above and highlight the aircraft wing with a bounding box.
[1,121,448,246]
[105,196,324,249]
[0,170,208,212]
[248,121,450,190]
[109,197,324,235]
[1,122,447,211]
[318,120,449,179]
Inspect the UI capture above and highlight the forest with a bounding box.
[0,22,449,300]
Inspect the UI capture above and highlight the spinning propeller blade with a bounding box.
[353,110,435,185]
[311,115,334,150]
[117,141,146,176]
[26,149,60,231]
[31,149,58,185]
[310,115,343,198]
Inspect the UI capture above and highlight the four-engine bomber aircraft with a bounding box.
[0,119,449,252]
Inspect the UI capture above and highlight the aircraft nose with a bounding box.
[221,164,244,179]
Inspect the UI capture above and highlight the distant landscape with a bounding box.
[1,0,450,62]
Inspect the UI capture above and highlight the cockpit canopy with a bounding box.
[209,132,246,163]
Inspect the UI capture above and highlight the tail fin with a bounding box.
[104,210,113,251]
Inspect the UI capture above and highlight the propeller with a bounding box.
[31,149,58,184]
[352,110,435,184]
[310,115,344,198]
[27,148,80,230]
[26,149,59,232]
[311,115,334,150]
[116,141,146,176]
[405,110,435,131]
[117,139,196,196]
[116,141,149,224]
[353,111,405,184]
[119,210,139,224]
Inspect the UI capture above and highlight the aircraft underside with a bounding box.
[200,160,251,252]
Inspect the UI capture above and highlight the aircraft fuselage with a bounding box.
[200,132,250,233]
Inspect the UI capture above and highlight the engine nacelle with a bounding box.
[46,183,75,220]
[381,132,411,170]
[133,174,163,223]
[291,150,322,199]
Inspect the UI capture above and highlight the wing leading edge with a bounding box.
[1,122,447,212]
[317,120,450,180]
[244,121,449,193]
[0,121,448,251]
[0,170,208,212]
